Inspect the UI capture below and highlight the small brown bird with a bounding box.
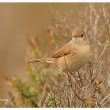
[28,27,90,73]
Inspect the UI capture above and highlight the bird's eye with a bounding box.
[81,34,83,37]
[74,35,78,38]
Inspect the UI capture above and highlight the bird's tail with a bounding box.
[28,58,57,64]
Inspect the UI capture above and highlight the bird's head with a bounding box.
[72,27,85,39]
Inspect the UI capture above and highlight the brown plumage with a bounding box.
[28,27,90,72]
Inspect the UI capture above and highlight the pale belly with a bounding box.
[57,45,90,72]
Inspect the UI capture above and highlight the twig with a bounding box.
[100,93,110,105]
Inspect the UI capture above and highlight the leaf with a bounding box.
[84,94,96,107]
[95,80,103,91]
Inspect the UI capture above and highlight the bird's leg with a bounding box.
[76,70,84,88]
[88,61,94,78]
[77,70,81,79]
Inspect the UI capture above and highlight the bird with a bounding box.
[28,27,90,73]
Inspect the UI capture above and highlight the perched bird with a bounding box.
[28,27,90,73]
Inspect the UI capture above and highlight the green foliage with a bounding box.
[32,51,42,59]
[10,77,38,107]
[26,63,44,85]
[48,93,57,107]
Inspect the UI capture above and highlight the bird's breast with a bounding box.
[57,44,90,72]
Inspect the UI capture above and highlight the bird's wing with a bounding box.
[51,43,72,58]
